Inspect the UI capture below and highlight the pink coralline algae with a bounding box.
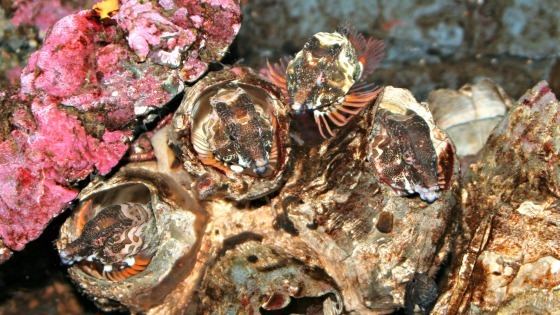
[114,0,241,82]
[116,0,197,62]
[11,0,85,33]
[0,92,131,250]
[20,10,179,127]
[1,0,241,252]
[21,0,241,124]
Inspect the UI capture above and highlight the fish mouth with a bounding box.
[413,184,440,203]
[253,159,269,176]
[59,249,81,265]
[291,102,308,114]
[253,165,268,176]
[230,163,268,176]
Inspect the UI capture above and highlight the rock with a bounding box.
[237,0,560,99]
[0,91,130,251]
[433,81,560,314]
[0,0,241,254]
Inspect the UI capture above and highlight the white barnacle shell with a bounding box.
[428,78,511,157]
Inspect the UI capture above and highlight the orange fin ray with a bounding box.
[342,87,382,110]
[199,156,232,176]
[314,113,328,139]
[264,58,290,97]
[314,112,335,139]
[337,106,363,115]
[326,110,349,127]
[76,199,94,233]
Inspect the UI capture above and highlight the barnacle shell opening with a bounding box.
[57,167,204,312]
[171,68,291,201]
[368,86,455,202]
[59,186,158,280]
[287,31,363,112]
[190,84,280,177]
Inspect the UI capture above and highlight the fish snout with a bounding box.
[253,158,269,176]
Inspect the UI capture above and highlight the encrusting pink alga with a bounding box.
[11,0,85,33]
[0,0,241,252]
[0,93,130,251]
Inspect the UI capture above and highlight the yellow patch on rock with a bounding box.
[93,0,119,19]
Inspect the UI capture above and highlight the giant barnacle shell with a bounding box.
[59,201,159,280]
[433,81,560,314]
[171,67,291,201]
[367,86,455,202]
[55,83,460,314]
[274,89,460,313]
[56,159,203,313]
[428,78,512,158]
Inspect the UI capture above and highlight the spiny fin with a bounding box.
[343,26,385,77]
[262,57,290,98]
[345,85,382,108]
[313,85,382,139]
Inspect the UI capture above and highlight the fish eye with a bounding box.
[330,44,341,54]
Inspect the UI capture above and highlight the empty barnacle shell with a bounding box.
[265,28,384,139]
[367,86,455,202]
[170,67,291,201]
[56,161,204,313]
[427,78,512,158]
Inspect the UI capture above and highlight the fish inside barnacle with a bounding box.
[59,202,158,281]
[191,86,279,177]
[371,108,441,202]
[265,27,384,138]
[368,87,456,203]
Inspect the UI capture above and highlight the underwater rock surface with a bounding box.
[0,0,94,87]
[238,0,560,100]
[0,91,130,250]
[11,0,90,33]
[21,0,241,125]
